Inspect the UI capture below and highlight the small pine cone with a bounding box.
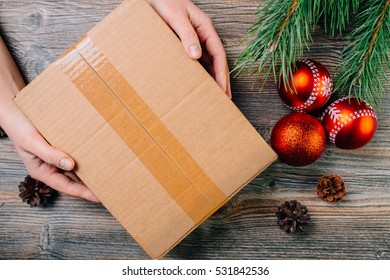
[0,126,7,138]
[317,175,346,202]
[18,175,55,207]
[276,200,309,233]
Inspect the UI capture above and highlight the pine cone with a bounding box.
[276,200,309,233]
[317,175,346,202]
[0,126,7,138]
[18,175,56,207]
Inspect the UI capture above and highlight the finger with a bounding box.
[204,36,231,98]
[44,172,100,203]
[29,162,100,203]
[227,70,232,98]
[63,171,82,184]
[198,46,214,76]
[191,12,231,98]
[165,13,202,60]
[29,133,75,171]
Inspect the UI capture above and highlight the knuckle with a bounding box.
[214,53,227,64]
[165,2,179,12]
[43,150,62,168]
[165,5,182,21]
[28,169,42,182]
[42,151,55,165]
[187,29,197,39]
[203,15,213,27]
[218,49,227,58]
[63,180,74,195]
[165,11,176,23]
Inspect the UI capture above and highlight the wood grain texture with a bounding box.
[0,0,389,260]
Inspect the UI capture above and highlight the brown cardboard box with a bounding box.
[14,0,277,259]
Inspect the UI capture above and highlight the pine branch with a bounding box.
[233,0,321,91]
[334,0,390,108]
[323,0,360,36]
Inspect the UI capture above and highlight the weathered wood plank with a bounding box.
[0,0,389,260]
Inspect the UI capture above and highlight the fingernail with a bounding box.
[227,88,232,99]
[59,158,72,170]
[85,192,100,203]
[188,45,200,59]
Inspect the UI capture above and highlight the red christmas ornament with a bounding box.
[278,59,333,112]
[320,97,378,149]
[271,113,326,166]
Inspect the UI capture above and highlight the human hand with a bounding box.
[0,37,99,203]
[147,0,232,98]
[1,106,100,203]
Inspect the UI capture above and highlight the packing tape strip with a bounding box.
[75,37,227,207]
[57,48,212,223]
[57,38,226,223]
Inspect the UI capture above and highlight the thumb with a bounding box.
[31,137,75,171]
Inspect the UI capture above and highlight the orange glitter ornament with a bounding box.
[271,113,326,166]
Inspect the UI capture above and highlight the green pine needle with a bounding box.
[323,0,360,36]
[233,0,321,92]
[334,0,390,108]
[233,0,389,109]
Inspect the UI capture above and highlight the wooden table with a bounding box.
[0,0,389,260]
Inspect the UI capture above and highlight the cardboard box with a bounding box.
[14,0,277,258]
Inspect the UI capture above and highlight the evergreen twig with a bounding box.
[234,0,389,109]
[334,0,390,108]
[322,0,360,36]
[233,0,321,92]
